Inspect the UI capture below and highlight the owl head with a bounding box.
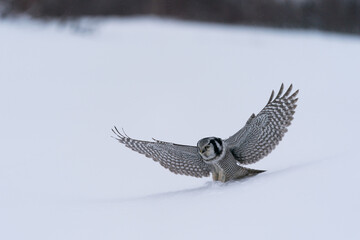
[197,137,224,162]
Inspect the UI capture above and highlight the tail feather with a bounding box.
[243,167,266,175]
[234,167,265,180]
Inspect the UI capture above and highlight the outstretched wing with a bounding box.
[112,127,211,178]
[225,84,299,165]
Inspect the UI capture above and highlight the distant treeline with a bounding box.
[2,0,360,34]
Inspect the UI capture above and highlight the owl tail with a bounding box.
[235,167,266,179]
[244,167,266,175]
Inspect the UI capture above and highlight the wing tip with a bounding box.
[291,89,299,99]
[271,84,299,101]
[283,84,293,98]
[275,83,285,99]
[112,126,129,142]
[267,90,275,104]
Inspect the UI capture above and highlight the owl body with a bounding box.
[113,84,298,182]
[199,138,265,182]
[209,149,244,182]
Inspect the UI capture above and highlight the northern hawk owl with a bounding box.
[113,84,298,182]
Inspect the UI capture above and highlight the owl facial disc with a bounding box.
[197,137,223,162]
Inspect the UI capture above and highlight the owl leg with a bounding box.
[212,171,219,181]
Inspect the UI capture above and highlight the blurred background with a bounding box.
[1,1,360,240]
[1,0,360,34]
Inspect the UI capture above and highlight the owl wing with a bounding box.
[225,84,299,165]
[112,127,211,178]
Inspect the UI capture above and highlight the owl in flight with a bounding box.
[113,84,298,182]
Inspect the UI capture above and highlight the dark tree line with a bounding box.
[2,0,360,34]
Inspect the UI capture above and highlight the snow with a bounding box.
[1,17,360,240]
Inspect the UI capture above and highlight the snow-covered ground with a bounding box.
[1,17,360,240]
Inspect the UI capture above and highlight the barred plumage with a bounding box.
[112,127,211,178]
[112,84,298,182]
[226,84,299,165]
